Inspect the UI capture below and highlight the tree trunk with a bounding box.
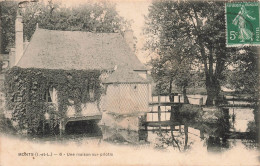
[169,77,173,94]
[184,124,188,150]
[254,105,259,143]
[191,7,223,106]
[182,85,189,104]
[170,125,181,151]
[205,77,221,106]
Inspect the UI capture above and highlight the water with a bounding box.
[229,108,254,132]
[1,94,257,158]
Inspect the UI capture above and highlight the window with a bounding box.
[89,89,95,101]
[44,88,53,102]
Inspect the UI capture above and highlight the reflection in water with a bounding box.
[30,102,257,153]
[101,126,139,144]
[229,108,254,132]
[26,118,257,154]
[65,120,103,137]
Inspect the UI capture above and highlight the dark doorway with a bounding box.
[65,120,102,137]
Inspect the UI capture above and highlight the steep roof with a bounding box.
[17,28,146,71]
[103,67,149,84]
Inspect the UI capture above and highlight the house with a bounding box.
[6,13,151,135]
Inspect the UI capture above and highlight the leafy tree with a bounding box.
[0,0,129,53]
[145,1,197,101]
[225,46,259,142]
[0,1,18,53]
[144,1,241,105]
[225,47,259,97]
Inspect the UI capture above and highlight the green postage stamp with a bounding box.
[226,2,260,47]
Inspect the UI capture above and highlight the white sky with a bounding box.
[116,1,151,63]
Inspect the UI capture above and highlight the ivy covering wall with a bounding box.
[4,67,103,135]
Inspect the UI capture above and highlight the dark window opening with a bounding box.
[44,89,52,102]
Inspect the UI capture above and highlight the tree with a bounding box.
[225,47,259,141]
[0,0,129,54]
[144,1,197,101]
[225,47,259,96]
[0,1,18,54]
[144,1,239,105]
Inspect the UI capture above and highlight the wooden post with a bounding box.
[199,97,203,106]
[200,129,204,140]
[184,124,188,150]
[59,120,65,137]
[158,95,161,135]
[165,105,167,121]
[233,96,235,108]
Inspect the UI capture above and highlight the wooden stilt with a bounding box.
[158,96,161,135]
[59,120,65,137]
[200,129,205,140]
[184,124,188,150]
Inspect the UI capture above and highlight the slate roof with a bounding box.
[17,28,147,71]
[103,66,149,84]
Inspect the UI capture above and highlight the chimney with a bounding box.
[123,30,134,51]
[15,11,23,65]
[9,48,15,68]
[23,37,29,51]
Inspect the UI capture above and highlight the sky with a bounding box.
[116,1,151,63]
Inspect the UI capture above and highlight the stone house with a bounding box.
[6,13,151,134]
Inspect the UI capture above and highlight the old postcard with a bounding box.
[0,0,259,165]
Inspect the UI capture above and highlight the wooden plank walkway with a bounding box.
[218,103,257,108]
[149,102,183,106]
[224,98,258,102]
[144,95,258,134]
[227,132,256,140]
[144,121,181,127]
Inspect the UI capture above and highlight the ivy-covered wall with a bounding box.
[4,67,103,135]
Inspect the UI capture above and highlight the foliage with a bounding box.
[178,104,202,124]
[4,67,102,135]
[0,0,129,53]
[225,47,259,96]
[200,108,230,138]
[246,121,256,135]
[0,1,18,53]
[0,110,17,134]
[144,1,258,105]
[154,131,191,151]
[144,1,197,95]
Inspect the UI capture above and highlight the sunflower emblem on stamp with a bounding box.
[226,2,260,47]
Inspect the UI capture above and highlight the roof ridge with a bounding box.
[37,28,120,34]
